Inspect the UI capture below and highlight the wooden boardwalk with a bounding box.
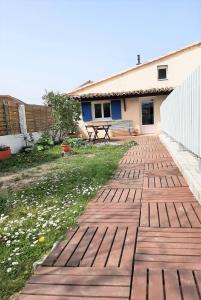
[19,136,201,300]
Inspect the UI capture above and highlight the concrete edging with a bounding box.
[160,132,201,204]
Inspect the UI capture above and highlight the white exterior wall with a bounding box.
[0,132,42,154]
[72,44,201,95]
[161,64,201,157]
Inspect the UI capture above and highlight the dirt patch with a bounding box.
[0,153,96,191]
[0,161,60,191]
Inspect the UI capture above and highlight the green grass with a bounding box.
[0,146,61,174]
[0,142,135,299]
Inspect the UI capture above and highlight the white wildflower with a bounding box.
[7,267,12,273]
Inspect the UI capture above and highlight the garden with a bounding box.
[0,92,135,299]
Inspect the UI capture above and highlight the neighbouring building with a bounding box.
[68,41,201,135]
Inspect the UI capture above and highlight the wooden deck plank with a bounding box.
[106,226,127,267]
[155,176,161,188]
[79,226,106,267]
[66,227,97,267]
[166,202,180,227]
[29,274,130,286]
[134,189,142,202]
[135,260,201,270]
[149,203,159,227]
[166,176,175,188]
[119,188,130,202]
[136,247,201,256]
[21,284,129,298]
[35,266,131,276]
[120,226,137,269]
[179,270,200,300]
[112,188,123,202]
[174,203,191,227]
[136,254,201,263]
[148,269,164,299]
[139,227,201,233]
[54,226,88,267]
[183,202,201,227]
[20,136,201,300]
[158,202,169,227]
[42,227,78,266]
[130,267,147,300]
[104,188,117,203]
[137,241,201,249]
[92,225,117,267]
[142,187,196,202]
[140,202,149,227]
[163,270,181,300]
[20,296,129,300]
[96,188,111,202]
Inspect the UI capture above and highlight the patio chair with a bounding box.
[85,125,94,142]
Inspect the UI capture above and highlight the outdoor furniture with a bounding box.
[86,123,112,142]
[110,120,134,135]
[85,125,94,142]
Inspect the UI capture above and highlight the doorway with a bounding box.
[141,99,155,134]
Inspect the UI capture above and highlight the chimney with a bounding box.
[136,54,141,65]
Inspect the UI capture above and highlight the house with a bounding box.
[68,42,201,135]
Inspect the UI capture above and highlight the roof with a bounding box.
[70,87,173,100]
[68,41,201,95]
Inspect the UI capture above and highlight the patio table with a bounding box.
[86,123,112,142]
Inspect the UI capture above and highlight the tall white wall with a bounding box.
[0,132,42,154]
[161,64,201,157]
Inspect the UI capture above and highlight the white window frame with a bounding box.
[92,101,112,120]
[157,65,168,80]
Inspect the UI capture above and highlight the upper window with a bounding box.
[157,65,168,80]
[93,101,111,119]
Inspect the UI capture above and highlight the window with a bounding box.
[157,65,168,80]
[103,102,111,118]
[94,103,102,118]
[93,101,111,119]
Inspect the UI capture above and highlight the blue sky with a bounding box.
[1,0,201,104]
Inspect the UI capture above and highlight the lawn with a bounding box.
[0,146,60,174]
[0,142,134,299]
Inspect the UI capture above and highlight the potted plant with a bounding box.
[0,145,11,160]
[61,138,72,153]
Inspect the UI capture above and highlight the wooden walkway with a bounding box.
[19,136,201,300]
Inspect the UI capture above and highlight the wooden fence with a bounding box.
[25,104,53,133]
[0,99,53,136]
[0,100,21,136]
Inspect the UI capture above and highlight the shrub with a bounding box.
[42,91,81,142]
[63,138,86,147]
[34,132,54,151]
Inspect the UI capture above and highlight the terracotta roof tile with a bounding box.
[70,87,173,100]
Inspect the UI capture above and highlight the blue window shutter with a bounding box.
[81,102,92,121]
[111,100,122,120]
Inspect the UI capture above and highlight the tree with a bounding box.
[42,91,81,141]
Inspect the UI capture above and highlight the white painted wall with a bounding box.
[0,132,42,154]
[71,43,201,95]
[161,64,201,157]
[0,134,25,154]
